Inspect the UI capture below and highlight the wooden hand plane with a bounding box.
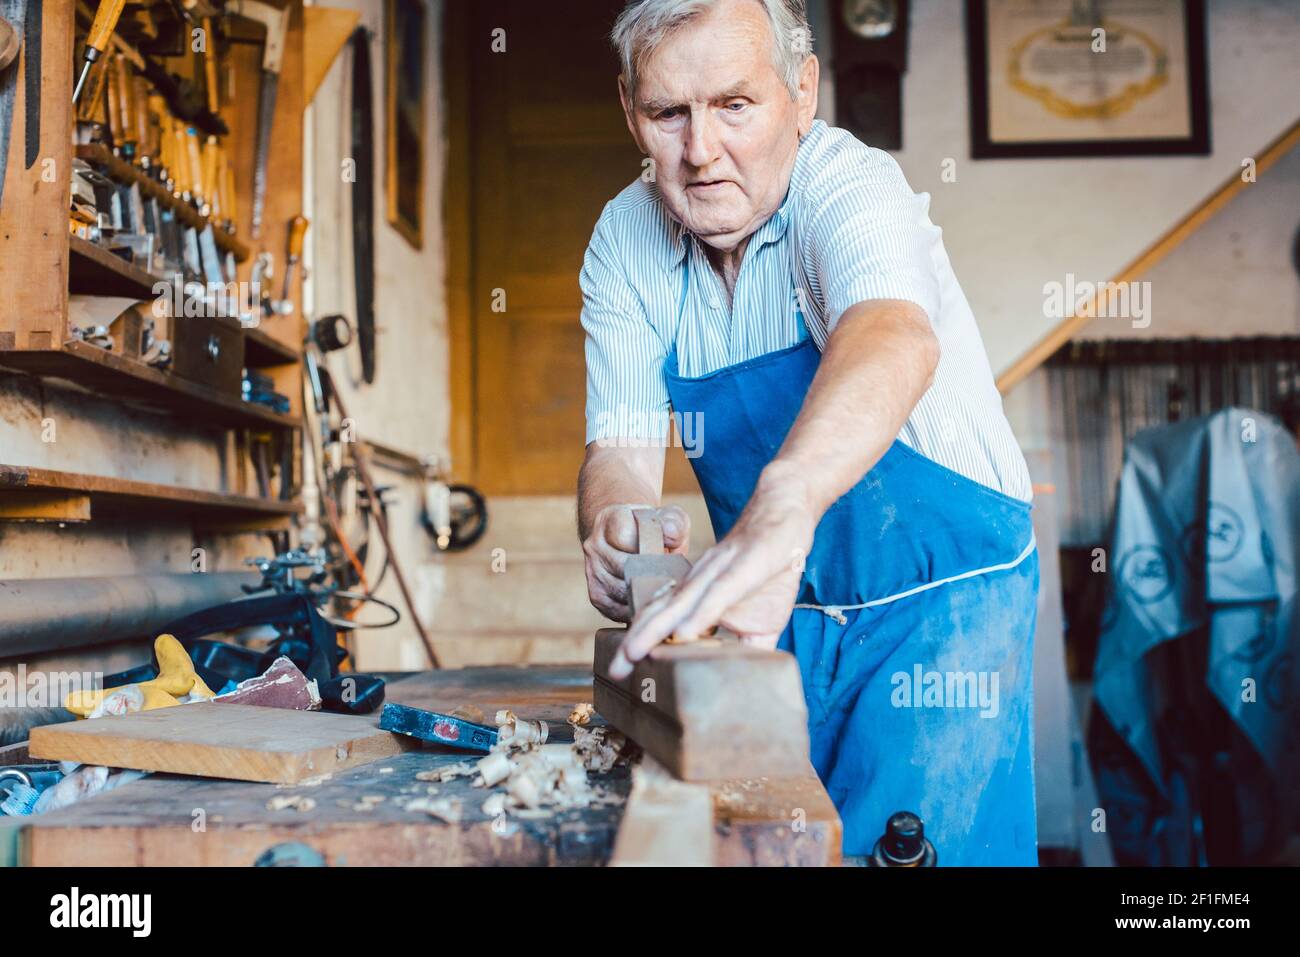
[592,509,811,782]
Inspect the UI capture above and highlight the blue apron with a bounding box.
[663,254,1041,865]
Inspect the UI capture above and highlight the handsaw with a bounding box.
[228,0,288,239]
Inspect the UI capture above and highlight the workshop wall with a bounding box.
[813,0,1300,463]
[303,0,450,670]
[868,0,1300,379]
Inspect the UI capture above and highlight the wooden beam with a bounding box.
[444,0,475,483]
[997,118,1300,395]
[0,491,92,522]
[0,464,300,523]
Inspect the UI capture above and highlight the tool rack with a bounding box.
[0,0,308,527]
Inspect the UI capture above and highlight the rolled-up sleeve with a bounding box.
[580,207,671,445]
[804,146,942,330]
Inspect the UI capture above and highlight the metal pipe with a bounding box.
[0,573,259,658]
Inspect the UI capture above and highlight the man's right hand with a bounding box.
[581,504,690,622]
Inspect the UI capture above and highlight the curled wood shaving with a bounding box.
[450,704,487,724]
[568,703,596,726]
[495,708,548,747]
[267,794,316,812]
[573,726,628,773]
[456,710,630,822]
[416,762,475,783]
[477,750,514,787]
[405,797,461,823]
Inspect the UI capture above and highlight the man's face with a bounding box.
[620,0,817,253]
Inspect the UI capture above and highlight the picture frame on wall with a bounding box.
[966,0,1210,158]
[385,0,427,248]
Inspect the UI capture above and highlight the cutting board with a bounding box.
[29,704,415,784]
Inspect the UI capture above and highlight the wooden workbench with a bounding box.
[19,667,841,866]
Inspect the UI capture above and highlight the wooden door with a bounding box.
[446,0,700,497]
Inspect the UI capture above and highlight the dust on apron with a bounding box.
[663,244,1040,865]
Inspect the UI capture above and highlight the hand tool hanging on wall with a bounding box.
[22,0,39,169]
[274,213,307,315]
[72,0,124,103]
[349,26,376,384]
[227,0,287,238]
[419,475,488,552]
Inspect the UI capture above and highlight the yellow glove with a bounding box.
[65,633,214,717]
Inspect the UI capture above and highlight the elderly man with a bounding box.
[578,0,1039,865]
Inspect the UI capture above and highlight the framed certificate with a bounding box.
[966,0,1210,158]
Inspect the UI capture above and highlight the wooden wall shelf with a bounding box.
[0,464,300,527]
[0,0,309,533]
[75,144,252,263]
[69,234,160,298]
[0,340,300,430]
[244,327,301,367]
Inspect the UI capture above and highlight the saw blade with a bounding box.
[250,69,277,238]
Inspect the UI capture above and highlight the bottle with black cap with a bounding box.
[868,811,937,867]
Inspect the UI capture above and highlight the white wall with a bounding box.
[303,0,450,669]
[883,0,1300,377]
[809,0,1300,450]
[304,0,449,462]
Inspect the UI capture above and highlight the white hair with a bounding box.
[611,0,813,103]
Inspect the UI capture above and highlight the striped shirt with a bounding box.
[580,119,1032,502]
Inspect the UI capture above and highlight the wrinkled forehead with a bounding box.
[633,4,783,109]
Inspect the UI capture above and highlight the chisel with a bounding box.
[379,703,499,753]
[72,0,125,104]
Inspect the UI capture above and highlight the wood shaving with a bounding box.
[416,762,474,783]
[573,726,628,773]
[351,794,386,812]
[450,704,487,724]
[568,703,595,726]
[477,750,515,787]
[496,708,548,747]
[266,795,316,812]
[481,792,507,817]
[406,797,461,823]
[284,773,333,788]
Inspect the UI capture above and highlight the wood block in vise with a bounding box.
[592,509,812,782]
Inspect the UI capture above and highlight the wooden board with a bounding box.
[21,668,840,866]
[28,704,413,784]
